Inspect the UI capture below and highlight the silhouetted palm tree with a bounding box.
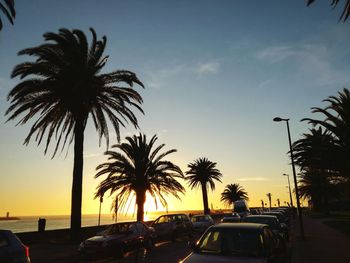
[307,0,350,21]
[302,88,350,178]
[298,170,341,212]
[266,193,272,209]
[293,128,339,174]
[0,0,15,30]
[95,134,185,221]
[6,28,144,239]
[186,157,222,214]
[220,183,248,207]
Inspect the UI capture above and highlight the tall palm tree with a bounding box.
[6,28,144,239]
[298,170,341,212]
[220,183,248,207]
[0,0,15,30]
[186,157,222,214]
[302,88,350,178]
[307,0,350,21]
[95,134,185,221]
[266,193,272,209]
[293,127,338,173]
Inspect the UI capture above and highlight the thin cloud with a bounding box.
[196,62,220,74]
[256,44,350,87]
[256,46,297,63]
[143,61,220,89]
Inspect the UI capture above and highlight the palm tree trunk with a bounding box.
[70,118,84,240]
[201,183,210,214]
[136,190,146,221]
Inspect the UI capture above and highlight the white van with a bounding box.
[233,199,250,218]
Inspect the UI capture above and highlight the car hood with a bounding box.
[183,253,266,263]
[85,234,125,243]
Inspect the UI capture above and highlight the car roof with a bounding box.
[210,223,267,230]
[159,213,187,217]
[245,215,277,219]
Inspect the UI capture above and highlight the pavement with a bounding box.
[291,215,350,263]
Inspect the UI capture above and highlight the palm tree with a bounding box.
[302,88,350,178]
[266,193,272,209]
[293,128,339,173]
[95,134,185,221]
[307,0,350,21]
[6,28,144,239]
[298,170,341,212]
[0,0,15,30]
[277,198,280,207]
[186,157,222,214]
[220,183,248,207]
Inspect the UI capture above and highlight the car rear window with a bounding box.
[0,234,9,248]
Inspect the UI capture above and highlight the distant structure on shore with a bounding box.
[0,212,20,221]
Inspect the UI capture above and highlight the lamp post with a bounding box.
[273,117,305,240]
[283,173,294,209]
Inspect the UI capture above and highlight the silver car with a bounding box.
[180,223,283,263]
[191,214,214,233]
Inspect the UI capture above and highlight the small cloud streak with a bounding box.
[237,177,268,182]
[143,61,220,89]
[196,62,220,74]
[256,46,297,63]
[256,44,350,87]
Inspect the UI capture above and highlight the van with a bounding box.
[233,199,250,218]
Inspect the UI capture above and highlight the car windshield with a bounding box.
[196,228,263,257]
[192,216,207,222]
[99,223,132,235]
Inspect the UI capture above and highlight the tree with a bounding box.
[266,193,272,209]
[95,134,185,221]
[307,0,350,21]
[298,170,341,212]
[6,28,144,239]
[261,199,264,209]
[220,183,249,207]
[0,0,15,30]
[186,157,222,214]
[302,88,350,178]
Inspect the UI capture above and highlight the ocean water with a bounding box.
[0,213,142,233]
[0,210,205,233]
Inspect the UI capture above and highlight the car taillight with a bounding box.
[24,245,30,257]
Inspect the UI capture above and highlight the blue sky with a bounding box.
[1,1,350,216]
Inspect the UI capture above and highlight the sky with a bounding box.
[1,0,350,217]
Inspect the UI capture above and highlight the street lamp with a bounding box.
[273,117,305,240]
[283,173,294,209]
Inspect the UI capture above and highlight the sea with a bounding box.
[0,210,207,233]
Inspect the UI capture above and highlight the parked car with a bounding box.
[78,221,155,258]
[221,212,240,223]
[152,214,193,241]
[242,215,289,244]
[191,214,214,233]
[0,230,31,263]
[180,223,284,263]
